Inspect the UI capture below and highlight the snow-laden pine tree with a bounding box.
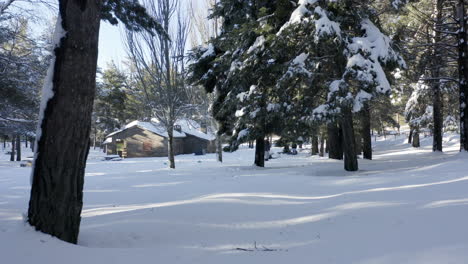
[189,0,296,167]
[278,0,406,171]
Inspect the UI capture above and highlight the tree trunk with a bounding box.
[341,108,358,171]
[361,102,372,160]
[254,137,265,167]
[432,0,443,152]
[16,134,21,161]
[10,135,15,162]
[167,127,175,169]
[327,122,343,160]
[355,133,362,156]
[408,128,413,144]
[216,135,223,162]
[3,136,6,149]
[311,136,319,155]
[412,130,420,148]
[28,0,102,244]
[25,137,28,148]
[458,0,468,151]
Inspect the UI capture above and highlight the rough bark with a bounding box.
[311,136,319,156]
[10,135,15,162]
[341,108,358,171]
[28,0,102,244]
[355,133,362,156]
[412,130,420,148]
[216,135,223,162]
[254,137,265,167]
[327,122,343,160]
[361,103,372,160]
[16,135,21,161]
[432,0,443,152]
[167,127,175,169]
[458,0,468,151]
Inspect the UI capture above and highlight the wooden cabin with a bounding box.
[103,120,216,158]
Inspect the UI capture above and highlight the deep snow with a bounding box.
[1,134,468,263]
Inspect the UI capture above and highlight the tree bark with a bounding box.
[355,133,362,156]
[432,0,443,152]
[254,137,265,167]
[327,122,343,160]
[167,127,175,169]
[16,134,21,161]
[10,135,15,162]
[341,108,358,171]
[216,135,223,162]
[361,102,372,160]
[412,130,420,148]
[458,0,468,151]
[28,0,102,244]
[311,136,319,155]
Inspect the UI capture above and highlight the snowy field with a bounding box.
[1,134,468,263]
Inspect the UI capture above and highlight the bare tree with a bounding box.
[124,0,191,169]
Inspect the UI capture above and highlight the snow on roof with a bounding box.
[105,119,215,141]
[175,119,215,141]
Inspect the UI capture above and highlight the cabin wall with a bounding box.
[104,127,215,158]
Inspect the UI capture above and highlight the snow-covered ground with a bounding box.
[1,134,468,263]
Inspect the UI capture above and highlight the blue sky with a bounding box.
[98,21,125,70]
[98,0,209,70]
[24,0,209,70]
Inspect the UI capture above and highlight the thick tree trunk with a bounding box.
[412,130,420,148]
[25,137,28,148]
[16,135,21,161]
[10,135,15,162]
[216,135,223,162]
[327,122,343,160]
[254,137,265,167]
[311,136,319,155]
[167,128,175,169]
[361,103,372,160]
[458,0,468,151]
[28,0,102,244]
[341,108,358,171]
[432,0,443,152]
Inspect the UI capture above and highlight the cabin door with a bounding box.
[116,140,127,158]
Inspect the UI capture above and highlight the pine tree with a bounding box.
[283,0,406,171]
[28,0,166,244]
